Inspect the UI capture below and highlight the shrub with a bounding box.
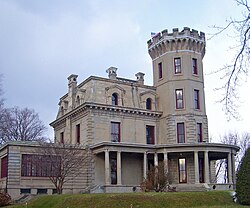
[236,147,250,205]
[0,192,11,207]
[140,162,169,192]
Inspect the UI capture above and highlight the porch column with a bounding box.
[194,151,199,184]
[164,152,168,175]
[143,152,147,179]
[117,151,122,185]
[105,149,110,185]
[204,151,210,184]
[227,152,233,184]
[154,152,158,167]
[232,153,236,186]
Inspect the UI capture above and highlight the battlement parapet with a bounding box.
[147,27,205,48]
[147,27,206,59]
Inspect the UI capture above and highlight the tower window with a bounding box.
[111,122,120,142]
[158,62,163,79]
[177,123,185,143]
[175,89,184,109]
[146,125,155,144]
[174,58,181,74]
[76,124,80,144]
[192,58,198,75]
[197,123,202,142]
[76,96,80,106]
[112,93,118,106]
[194,89,200,109]
[146,98,152,110]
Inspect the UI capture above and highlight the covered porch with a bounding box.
[90,142,239,192]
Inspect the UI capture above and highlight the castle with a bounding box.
[0,27,239,199]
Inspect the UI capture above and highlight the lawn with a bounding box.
[4,191,248,208]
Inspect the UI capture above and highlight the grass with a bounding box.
[4,191,248,208]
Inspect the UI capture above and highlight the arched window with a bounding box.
[76,96,80,106]
[146,98,152,110]
[112,93,118,106]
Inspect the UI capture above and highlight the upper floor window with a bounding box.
[76,124,80,144]
[194,89,200,109]
[112,93,118,106]
[178,158,187,183]
[197,123,202,142]
[146,98,152,110]
[61,106,64,116]
[192,58,198,75]
[146,125,155,144]
[158,62,163,79]
[174,58,181,74]
[111,122,120,142]
[60,132,64,144]
[176,89,184,109]
[1,156,8,178]
[177,122,185,143]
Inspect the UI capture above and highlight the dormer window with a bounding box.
[61,106,64,116]
[76,96,80,106]
[146,98,152,110]
[112,93,118,106]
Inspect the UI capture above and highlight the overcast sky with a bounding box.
[0,0,249,140]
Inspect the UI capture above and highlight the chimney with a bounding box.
[135,72,145,85]
[106,67,118,80]
[67,74,78,110]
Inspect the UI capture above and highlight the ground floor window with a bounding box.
[1,156,8,178]
[21,154,60,177]
[199,158,204,183]
[178,158,187,183]
[110,158,117,184]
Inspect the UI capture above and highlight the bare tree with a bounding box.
[0,107,47,144]
[209,0,250,119]
[141,162,170,192]
[37,143,90,194]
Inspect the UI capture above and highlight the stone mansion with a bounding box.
[0,27,239,199]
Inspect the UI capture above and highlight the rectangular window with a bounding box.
[21,154,60,177]
[1,156,8,178]
[37,189,48,194]
[197,123,202,142]
[178,158,187,183]
[192,58,198,74]
[20,189,31,194]
[76,124,80,144]
[174,58,181,74]
[175,89,184,109]
[194,89,200,109]
[111,158,117,185]
[177,123,185,143]
[60,132,64,144]
[111,122,120,142]
[146,125,155,144]
[199,158,204,183]
[158,62,163,79]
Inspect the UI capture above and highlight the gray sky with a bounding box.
[0,0,249,139]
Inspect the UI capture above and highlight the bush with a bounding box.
[236,147,250,205]
[0,192,11,207]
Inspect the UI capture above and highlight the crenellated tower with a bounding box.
[147,27,208,144]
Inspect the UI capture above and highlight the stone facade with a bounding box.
[0,27,239,199]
